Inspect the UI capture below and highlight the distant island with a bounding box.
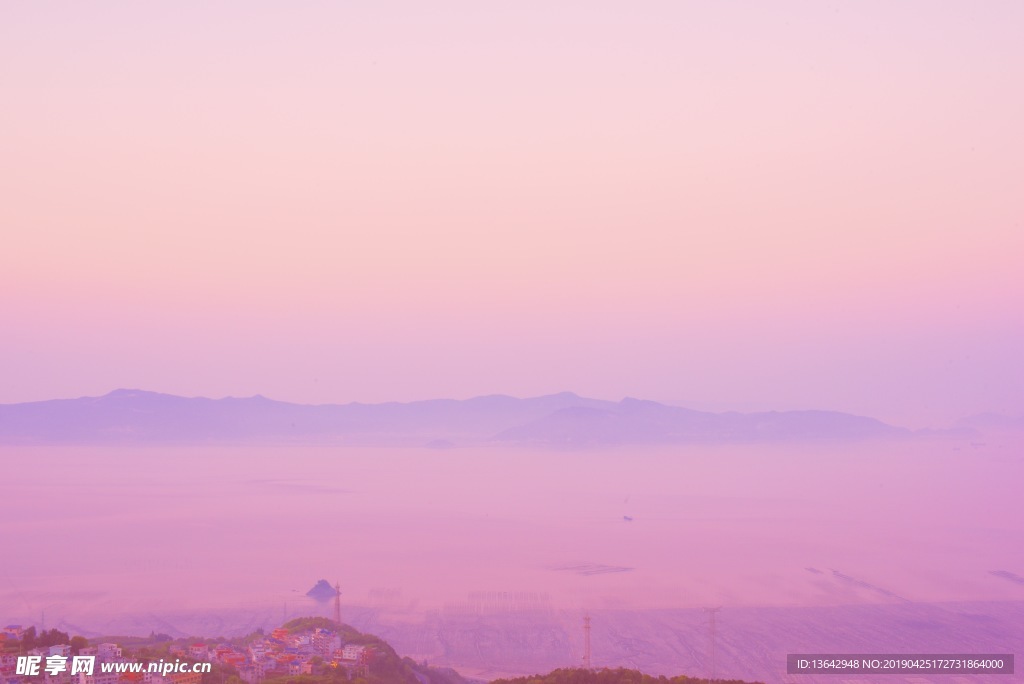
[0,388,979,446]
[307,580,339,602]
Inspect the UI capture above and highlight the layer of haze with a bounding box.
[2,2,1023,428]
[3,440,1023,626]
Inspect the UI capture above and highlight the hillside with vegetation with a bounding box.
[262,617,465,684]
[2,620,763,684]
[0,619,464,684]
[491,669,762,684]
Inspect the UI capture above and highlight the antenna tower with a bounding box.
[582,613,591,669]
[333,581,342,626]
[703,606,722,684]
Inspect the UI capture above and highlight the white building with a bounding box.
[247,640,267,662]
[96,644,122,662]
[340,645,365,662]
[311,630,340,657]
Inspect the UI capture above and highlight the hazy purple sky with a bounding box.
[2,2,1022,428]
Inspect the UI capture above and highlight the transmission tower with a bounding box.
[582,614,591,669]
[334,581,342,626]
[703,607,721,684]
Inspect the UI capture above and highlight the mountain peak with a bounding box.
[104,388,147,397]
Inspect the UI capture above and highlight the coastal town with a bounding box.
[0,620,374,684]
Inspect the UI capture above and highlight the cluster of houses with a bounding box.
[1,625,372,684]
[212,627,373,682]
[1,627,154,684]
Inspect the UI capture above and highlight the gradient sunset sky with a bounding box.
[2,2,1021,428]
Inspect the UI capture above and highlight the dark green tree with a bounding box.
[70,636,89,655]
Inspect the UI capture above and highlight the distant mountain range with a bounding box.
[0,389,982,446]
[958,412,1024,432]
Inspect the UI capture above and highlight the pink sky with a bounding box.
[1,2,1022,428]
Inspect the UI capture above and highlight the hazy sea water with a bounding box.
[2,439,1023,682]
[3,439,1022,619]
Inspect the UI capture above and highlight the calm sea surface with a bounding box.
[2,439,1022,630]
